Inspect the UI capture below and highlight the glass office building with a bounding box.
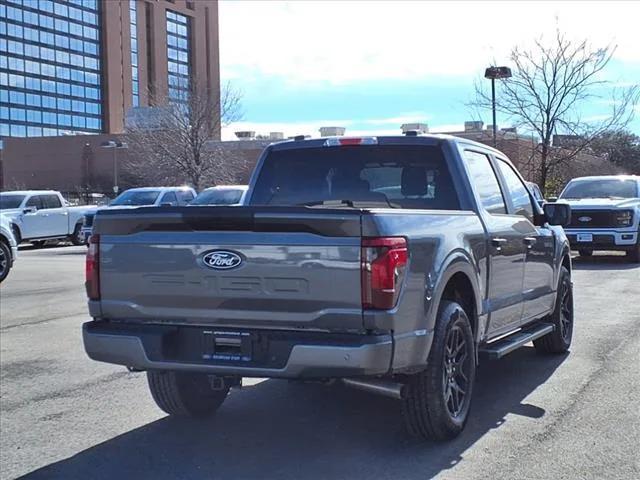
[0,0,103,137]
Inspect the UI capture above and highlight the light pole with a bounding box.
[101,140,128,195]
[484,66,512,147]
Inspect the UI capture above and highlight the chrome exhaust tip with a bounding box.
[342,378,406,400]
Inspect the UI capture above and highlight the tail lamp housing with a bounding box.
[361,237,408,310]
[85,234,100,300]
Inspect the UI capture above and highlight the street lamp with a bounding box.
[101,140,128,195]
[484,66,512,147]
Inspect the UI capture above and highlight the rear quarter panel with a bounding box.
[362,210,487,370]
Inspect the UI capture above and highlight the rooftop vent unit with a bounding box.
[401,123,429,134]
[464,121,484,132]
[235,131,256,140]
[319,126,346,137]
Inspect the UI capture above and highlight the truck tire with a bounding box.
[147,370,229,417]
[578,249,592,257]
[533,266,573,354]
[0,241,12,283]
[402,300,476,441]
[69,222,85,246]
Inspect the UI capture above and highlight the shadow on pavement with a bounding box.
[20,347,567,480]
[571,253,638,271]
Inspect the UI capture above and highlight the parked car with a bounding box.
[190,185,248,206]
[0,213,19,283]
[557,175,640,262]
[0,190,95,246]
[83,134,573,441]
[80,186,197,243]
[527,181,545,207]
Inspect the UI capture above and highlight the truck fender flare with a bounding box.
[425,250,483,335]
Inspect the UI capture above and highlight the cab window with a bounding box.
[25,196,44,210]
[41,194,62,209]
[463,151,506,215]
[161,192,178,205]
[496,159,534,222]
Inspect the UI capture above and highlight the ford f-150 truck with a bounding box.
[0,190,95,246]
[83,134,573,440]
[557,175,640,262]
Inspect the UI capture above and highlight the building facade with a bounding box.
[0,0,220,138]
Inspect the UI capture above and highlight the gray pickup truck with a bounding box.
[83,134,573,440]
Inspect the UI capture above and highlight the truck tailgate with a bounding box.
[94,207,364,332]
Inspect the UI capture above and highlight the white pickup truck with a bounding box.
[558,175,640,262]
[0,190,96,246]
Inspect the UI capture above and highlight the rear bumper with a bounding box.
[83,321,393,378]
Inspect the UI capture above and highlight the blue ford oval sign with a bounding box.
[201,250,243,270]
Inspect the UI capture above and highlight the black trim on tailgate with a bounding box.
[93,206,363,237]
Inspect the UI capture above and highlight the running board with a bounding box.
[479,323,554,359]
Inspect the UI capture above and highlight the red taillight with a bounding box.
[85,234,100,300]
[361,237,408,310]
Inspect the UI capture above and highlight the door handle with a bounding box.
[523,237,537,247]
[491,238,507,249]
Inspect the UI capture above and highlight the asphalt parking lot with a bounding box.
[0,245,638,480]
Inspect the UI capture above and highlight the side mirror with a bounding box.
[543,202,571,226]
[547,196,558,203]
[23,206,37,214]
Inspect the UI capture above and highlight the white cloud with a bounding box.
[219,1,640,86]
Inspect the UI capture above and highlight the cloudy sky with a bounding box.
[218,1,640,140]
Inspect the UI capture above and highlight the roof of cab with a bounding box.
[268,133,506,156]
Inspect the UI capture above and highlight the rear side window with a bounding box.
[250,145,460,210]
[41,194,62,209]
[463,151,506,215]
[161,192,178,205]
[496,159,534,222]
[176,190,195,205]
[26,195,44,209]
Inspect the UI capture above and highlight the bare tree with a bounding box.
[472,29,639,193]
[123,80,244,190]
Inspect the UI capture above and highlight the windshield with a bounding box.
[250,145,460,210]
[191,189,244,205]
[0,195,26,209]
[110,190,161,206]
[560,179,638,200]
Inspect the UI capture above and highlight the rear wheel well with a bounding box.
[11,224,21,244]
[441,272,477,336]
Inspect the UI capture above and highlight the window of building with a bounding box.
[1,0,102,137]
[166,10,191,102]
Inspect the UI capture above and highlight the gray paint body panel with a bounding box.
[85,135,568,378]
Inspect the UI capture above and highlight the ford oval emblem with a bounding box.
[201,250,243,270]
[578,216,592,222]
